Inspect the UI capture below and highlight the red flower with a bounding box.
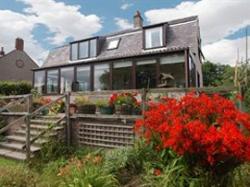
[135,92,250,167]
[153,168,161,176]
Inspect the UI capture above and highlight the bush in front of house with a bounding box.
[135,92,250,186]
[0,81,32,95]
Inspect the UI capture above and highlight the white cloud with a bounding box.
[121,3,133,10]
[114,17,133,30]
[18,0,102,45]
[0,0,103,66]
[0,10,47,66]
[145,0,250,44]
[203,37,250,66]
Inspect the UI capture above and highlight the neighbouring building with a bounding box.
[33,11,204,94]
[0,38,39,82]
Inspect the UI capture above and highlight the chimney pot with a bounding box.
[134,10,143,28]
[0,47,4,57]
[15,38,24,51]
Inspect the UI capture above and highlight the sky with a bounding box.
[0,0,250,66]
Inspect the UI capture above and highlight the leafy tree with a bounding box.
[202,61,234,87]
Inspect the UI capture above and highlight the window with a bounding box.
[34,71,45,94]
[60,67,74,93]
[94,64,110,91]
[136,59,157,89]
[189,56,196,87]
[71,43,78,61]
[107,39,120,50]
[90,39,97,57]
[47,70,59,94]
[145,27,163,49]
[159,54,185,88]
[79,41,89,59]
[70,38,97,60]
[77,66,91,91]
[112,61,132,90]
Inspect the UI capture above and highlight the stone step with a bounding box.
[0,142,40,152]
[15,129,57,137]
[30,119,59,125]
[0,147,28,161]
[21,124,64,131]
[5,135,48,145]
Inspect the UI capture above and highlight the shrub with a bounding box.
[135,93,250,186]
[0,81,32,95]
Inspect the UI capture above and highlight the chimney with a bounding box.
[134,10,143,28]
[15,38,24,51]
[0,47,5,57]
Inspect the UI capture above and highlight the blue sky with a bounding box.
[0,0,249,66]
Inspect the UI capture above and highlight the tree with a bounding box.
[202,61,234,87]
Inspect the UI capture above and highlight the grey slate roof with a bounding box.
[41,16,199,69]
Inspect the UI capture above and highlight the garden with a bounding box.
[0,91,250,186]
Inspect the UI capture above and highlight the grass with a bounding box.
[0,144,250,187]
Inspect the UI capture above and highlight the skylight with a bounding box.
[107,39,120,50]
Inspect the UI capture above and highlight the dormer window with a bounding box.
[107,39,120,50]
[145,26,163,49]
[70,38,97,61]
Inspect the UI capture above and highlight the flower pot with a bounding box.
[78,104,96,114]
[120,104,132,115]
[99,106,113,115]
[132,107,142,115]
[115,104,121,115]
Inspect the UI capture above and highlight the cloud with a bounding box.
[203,37,250,66]
[114,17,133,30]
[18,0,102,45]
[145,0,250,44]
[121,3,133,10]
[0,10,47,66]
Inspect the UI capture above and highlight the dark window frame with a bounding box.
[143,24,167,50]
[70,37,98,61]
[46,68,60,95]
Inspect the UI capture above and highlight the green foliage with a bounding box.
[0,81,32,95]
[244,88,250,112]
[95,99,109,107]
[61,164,118,187]
[0,161,37,187]
[202,61,234,87]
[74,95,93,106]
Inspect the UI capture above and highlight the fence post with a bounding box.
[65,92,71,146]
[25,94,32,161]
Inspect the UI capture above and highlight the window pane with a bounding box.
[159,55,185,88]
[113,61,132,90]
[136,60,156,89]
[71,43,78,60]
[189,56,196,87]
[79,41,89,59]
[145,27,163,48]
[107,39,120,49]
[60,67,74,94]
[34,71,45,94]
[77,66,90,91]
[90,39,97,57]
[47,70,59,94]
[94,64,110,91]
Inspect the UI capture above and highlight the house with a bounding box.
[33,11,203,94]
[0,38,39,82]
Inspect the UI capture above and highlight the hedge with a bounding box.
[0,81,32,95]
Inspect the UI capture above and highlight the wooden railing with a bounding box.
[23,93,70,160]
[0,94,32,134]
